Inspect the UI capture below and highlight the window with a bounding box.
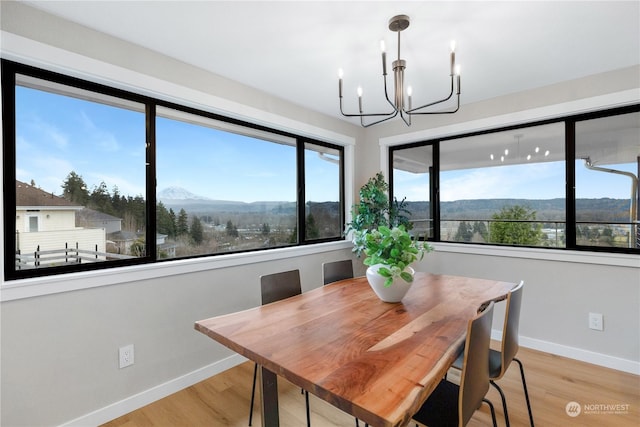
[391,144,434,239]
[390,106,640,254]
[440,122,566,247]
[575,111,640,249]
[156,107,298,257]
[2,60,345,280]
[12,73,147,272]
[304,142,343,241]
[28,216,38,233]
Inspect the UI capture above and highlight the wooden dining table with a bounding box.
[195,272,515,427]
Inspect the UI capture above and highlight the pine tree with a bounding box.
[305,213,319,239]
[176,208,189,236]
[61,171,89,205]
[190,216,204,244]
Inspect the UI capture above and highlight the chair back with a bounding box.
[260,269,302,305]
[500,280,524,375]
[459,301,495,427]
[322,260,354,285]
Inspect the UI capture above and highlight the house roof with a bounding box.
[76,207,122,223]
[15,180,82,209]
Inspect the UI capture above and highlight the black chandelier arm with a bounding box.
[382,71,397,111]
[399,109,412,126]
[406,74,457,114]
[339,93,397,118]
[405,91,460,115]
[360,109,399,128]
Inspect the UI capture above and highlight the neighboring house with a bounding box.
[76,207,122,234]
[107,230,139,256]
[157,233,176,258]
[15,180,106,267]
[108,232,177,258]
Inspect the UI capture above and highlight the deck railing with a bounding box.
[409,218,639,249]
[15,243,135,269]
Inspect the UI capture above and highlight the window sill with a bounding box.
[431,242,640,268]
[0,240,353,302]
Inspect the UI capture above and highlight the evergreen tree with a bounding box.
[61,171,89,205]
[454,221,473,242]
[473,221,488,241]
[226,220,239,237]
[489,205,542,246]
[169,208,177,237]
[90,181,115,214]
[176,208,189,236]
[111,186,124,216]
[157,202,176,237]
[261,223,270,236]
[190,216,204,244]
[305,213,320,239]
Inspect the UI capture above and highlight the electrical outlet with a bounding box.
[119,344,135,368]
[588,312,603,331]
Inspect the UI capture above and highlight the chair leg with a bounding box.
[304,390,311,427]
[482,398,498,427]
[514,357,535,427]
[249,363,258,426]
[490,380,510,427]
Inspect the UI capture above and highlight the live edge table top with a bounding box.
[195,272,514,427]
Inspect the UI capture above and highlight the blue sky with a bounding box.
[16,86,339,203]
[16,85,635,204]
[395,161,636,202]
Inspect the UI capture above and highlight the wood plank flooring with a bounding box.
[102,345,639,426]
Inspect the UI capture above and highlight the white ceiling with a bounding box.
[21,1,640,125]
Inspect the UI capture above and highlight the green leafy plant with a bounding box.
[345,172,413,256]
[362,225,433,287]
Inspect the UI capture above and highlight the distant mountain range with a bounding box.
[158,187,630,221]
[158,186,295,213]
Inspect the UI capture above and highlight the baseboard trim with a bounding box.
[61,335,639,426]
[59,353,247,427]
[491,330,640,375]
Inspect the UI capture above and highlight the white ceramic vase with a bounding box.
[365,264,415,303]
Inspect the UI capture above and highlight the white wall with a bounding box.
[1,244,361,426]
[1,3,638,427]
[418,246,639,368]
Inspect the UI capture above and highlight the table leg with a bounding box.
[260,365,279,427]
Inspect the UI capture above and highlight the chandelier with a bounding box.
[338,14,461,127]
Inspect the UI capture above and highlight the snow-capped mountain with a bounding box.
[158,186,211,201]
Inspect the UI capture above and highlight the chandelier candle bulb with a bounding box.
[450,40,456,75]
[407,86,413,109]
[380,40,387,75]
[455,65,461,94]
[357,86,363,113]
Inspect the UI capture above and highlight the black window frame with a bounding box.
[389,103,640,255]
[2,59,345,281]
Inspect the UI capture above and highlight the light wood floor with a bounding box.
[102,345,639,427]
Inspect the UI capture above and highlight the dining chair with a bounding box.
[413,301,498,427]
[322,259,354,285]
[450,280,533,427]
[249,269,311,427]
